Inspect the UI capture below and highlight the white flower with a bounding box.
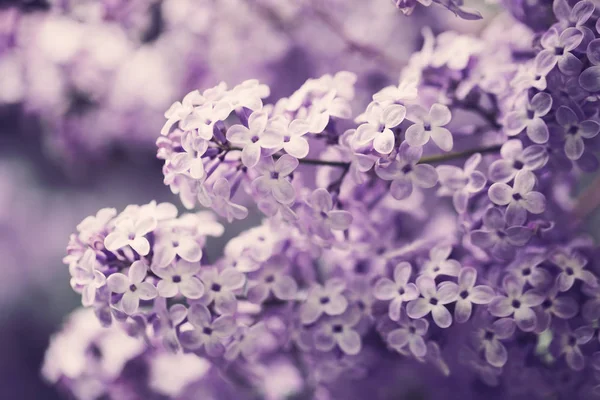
[261,116,311,158]
[152,259,205,299]
[70,249,106,307]
[252,155,298,204]
[106,261,157,314]
[226,110,270,168]
[104,213,156,256]
[405,103,453,151]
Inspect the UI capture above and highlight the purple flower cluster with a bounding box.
[49,2,600,399]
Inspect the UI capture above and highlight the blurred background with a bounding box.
[0,0,531,398]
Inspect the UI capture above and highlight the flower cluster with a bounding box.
[50,2,600,400]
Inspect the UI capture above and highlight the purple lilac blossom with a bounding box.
[43,1,600,399]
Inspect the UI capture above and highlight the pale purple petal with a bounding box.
[337,330,361,355]
[489,297,513,317]
[157,280,179,298]
[180,277,205,299]
[275,154,299,176]
[121,292,140,314]
[373,128,396,154]
[394,262,412,286]
[470,286,495,304]
[137,282,158,300]
[485,340,508,368]
[405,124,429,147]
[432,305,453,328]
[328,210,353,230]
[390,177,413,200]
[459,267,477,290]
[272,276,298,300]
[430,127,453,152]
[412,164,438,188]
[407,299,431,319]
[128,261,148,284]
[388,329,409,348]
[526,118,549,144]
[454,300,472,323]
[130,237,150,256]
[247,284,270,304]
[104,232,129,252]
[514,307,537,332]
[374,278,396,301]
[488,183,512,205]
[220,268,245,290]
[107,273,129,293]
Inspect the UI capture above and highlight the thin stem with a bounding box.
[417,144,502,164]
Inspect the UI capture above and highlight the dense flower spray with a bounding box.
[44,0,600,399]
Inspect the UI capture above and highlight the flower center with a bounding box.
[283,136,291,143]
[429,298,438,306]
[270,171,280,180]
[251,136,260,143]
[332,324,343,333]
[203,327,213,335]
[565,267,574,276]
[401,164,412,174]
[542,299,552,309]
[129,284,137,292]
[484,330,494,341]
[172,275,182,283]
[522,267,531,276]
[512,193,523,201]
[265,275,275,283]
[320,296,330,305]
[567,125,579,136]
[511,299,521,309]
[513,160,524,170]
[460,290,469,299]
[211,283,222,292]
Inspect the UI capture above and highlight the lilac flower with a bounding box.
[180,101,232,141]
[226,110,270,168]
[304,188,353,240]
[161,90,204,136]
[419,245,461,279]
[406,276,458,328]
[535,27,583,76]
[508,253,551,288]
[314,309,362,355]
[69,249,106,307]
[300,278,348,324]
[354,102,406,154]
[197,268,245,315]
[552,322,594,371]
[583,284,600,321]
[246,256,298,304]
[555,105,600,160]
[261,117,310,158]
[488,275,544,332]
[504,92,552,144]
[533,285,579,333]
[472,317,516,368]
[455,267,495,323]
[152,230,203,269]
[153,299,188,353]
[252,155,298,204]
[488,140,549,183]
[151,259,205,300]
[225,323,267,361]
[170,131,209,179]
[549,250,598,291]
[210,178,248,223]
[104,213,156,256]
[373,262,419,321]
[387,313,429,358]
[488,170,546,222]
[179,304,236,357]
[469,208,532,260]
[436,153,487,213]
[375,142,438,200]
[106,261,158,314]
[306,89,353,133]
[405,104,453,151]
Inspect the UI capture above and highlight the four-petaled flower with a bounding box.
[104,214,157,256]
[246,256,298,304]
[252,155,299,204]
[406,276,458,328]
[555,105,600,160]
[70,249,106,307]
[488,170,546,223]
[305,188,353,240]
[197,268,246,315]
[472,316,516,368]
[106,261,158,314]
[533,284,579,333]
[436,153,487,213]
[375,142,438,200]
[454,267,495,323]
[373,262,419,321]
[152,229,203,269]
[488,275,544,332]
[405,104,453,151]
[354,102,406,154]
[313,308,362,355]
[387,313,429,358]
[488,140,548,183]
[169,130,209,179]
[261,117,311,158]
[300,278,348,324]
[549,250,598,291]
[152,259,205,299]
[470,207,533,260]
[225,323,267,361]
[420,245,461,279]
[210,178,249,223]
[504,92,552,144]
[226,110,270,168]
[179,304,236,357]
[536,27,583,76]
